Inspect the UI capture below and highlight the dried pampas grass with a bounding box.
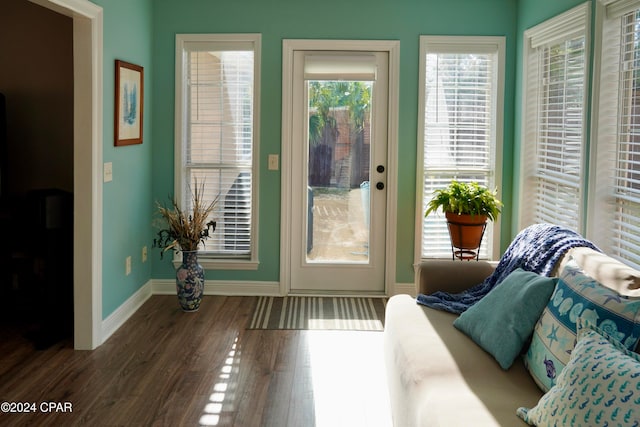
[154,179,218,257]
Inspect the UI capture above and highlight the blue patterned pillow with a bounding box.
[524,259,640,392]
[517,322,640,426]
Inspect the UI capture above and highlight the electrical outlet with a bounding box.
[125,256,132,276]
[142,246,148,263]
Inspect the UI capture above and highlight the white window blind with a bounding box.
[521,3,589,232]
[591,0,640,268]
[418,36,504,259]
[176,35,260,262]
[303,55,377,81]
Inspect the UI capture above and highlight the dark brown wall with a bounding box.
[0,0,73,196]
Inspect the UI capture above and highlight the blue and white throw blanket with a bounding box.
[416,223,600,314]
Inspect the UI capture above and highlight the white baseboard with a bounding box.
[151,279,281,296]
[153,279,412,297]
[101,280,153,344]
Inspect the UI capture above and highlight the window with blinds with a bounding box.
[175,34,260,265]
[521,3,589,233]
[417,36,505,259]
[591,0,640,269]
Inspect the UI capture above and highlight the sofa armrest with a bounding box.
[415,259,498,295]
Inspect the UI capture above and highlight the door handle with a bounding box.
[376,182,385,190]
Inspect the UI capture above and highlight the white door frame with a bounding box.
[280,39,399,296]
[30,0,103,350]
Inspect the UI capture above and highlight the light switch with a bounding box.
[104,162,113,182]
[268,154,279,171]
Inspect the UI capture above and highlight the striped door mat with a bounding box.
[247,296,387,331]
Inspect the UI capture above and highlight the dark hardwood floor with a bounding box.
[0,296,391,427]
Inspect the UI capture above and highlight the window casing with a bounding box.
[520,3,590,232]
[417,36,505,260]
[175,34,260,269]
[590,0,640,269]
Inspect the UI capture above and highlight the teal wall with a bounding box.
[91,0,611,319]
[95,0,531,319]
[150,0,518,284]
[518,0,587,24]
[92,0,154,318]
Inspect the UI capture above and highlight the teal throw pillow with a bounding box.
[517,321,640,426]
[524,259,640,392]
[453,268,557,370]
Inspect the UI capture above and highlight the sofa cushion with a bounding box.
[524,259,640,392]
[569,247,640,296]
[453,268,556,369]
[517,322,640,426]
[384,294,542,426]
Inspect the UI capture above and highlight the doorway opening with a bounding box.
[0,0,74,349]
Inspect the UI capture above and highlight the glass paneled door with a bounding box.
[290,50,389,293]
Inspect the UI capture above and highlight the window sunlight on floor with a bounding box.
[197,330,391,426]
[200,335,240,426]
[307,330,392,427]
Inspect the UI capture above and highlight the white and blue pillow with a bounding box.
[524,259,640,392]
[518,321,640,426]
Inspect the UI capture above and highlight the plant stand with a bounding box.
[446,214,487,261]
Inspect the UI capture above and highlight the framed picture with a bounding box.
[114,60,144,146]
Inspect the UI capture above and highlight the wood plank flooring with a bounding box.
[0,296,392,427]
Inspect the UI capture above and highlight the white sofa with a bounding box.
[383,247,640,426]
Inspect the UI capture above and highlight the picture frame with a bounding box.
[114,60,144,146]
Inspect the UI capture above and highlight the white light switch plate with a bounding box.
[268,154,279,171]
[104,162,113,182]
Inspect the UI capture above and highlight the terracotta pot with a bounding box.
[445,211,488,251]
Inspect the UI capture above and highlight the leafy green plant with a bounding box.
[425,181,503,221]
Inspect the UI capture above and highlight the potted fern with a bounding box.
[425,181,502,260]
[154,180,218,311]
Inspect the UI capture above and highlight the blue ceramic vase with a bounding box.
[175,251,204,311]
